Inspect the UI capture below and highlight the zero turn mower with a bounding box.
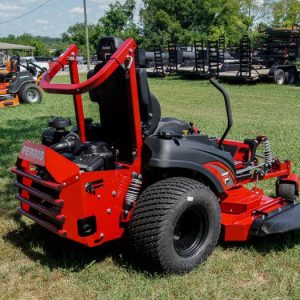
[12,37,299,274]
[0,55,44,108]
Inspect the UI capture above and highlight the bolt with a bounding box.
[62,182,66,187]
[75,176,79,180]
[97,194,101,199]
[107,208,112,214]
[112,191,117,197]
[124,210,129,216]
[99,233,104,239]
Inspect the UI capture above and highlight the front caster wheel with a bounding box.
[128,177,221,274]
[277,182,297,202]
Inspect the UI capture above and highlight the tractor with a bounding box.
[0,55,43,108]
[12,37,299,274]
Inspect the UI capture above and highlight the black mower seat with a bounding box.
[88,37,189,139]
[136,68,161,135]
[136,69,190,136]
[0,72,12,82]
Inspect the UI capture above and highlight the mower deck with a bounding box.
[251,203,300,236]
[0,83,20,107]
[221,185,299,241]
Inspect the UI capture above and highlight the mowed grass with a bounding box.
[0,76,300,299]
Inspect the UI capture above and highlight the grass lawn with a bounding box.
[0,76,300,299]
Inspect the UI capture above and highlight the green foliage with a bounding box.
[2,0,296,58]
[59,0,300,53]
[141,0,252,48]
[35,36,65,54]
[98,0,142,43]
[272,0,300,27]
[62,23,104,57]
[0,34,49,56]
[240,0,273,28]
[61,0,141,57]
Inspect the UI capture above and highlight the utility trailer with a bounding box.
[144,45,169,77]
[176,36,226,79]
[219,30,300,84]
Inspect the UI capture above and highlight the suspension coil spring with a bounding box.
[262,137,273,166]
[125,173,142,207]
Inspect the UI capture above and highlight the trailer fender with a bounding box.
[269,64,297,77]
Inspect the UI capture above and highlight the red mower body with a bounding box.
[13,37,300,256]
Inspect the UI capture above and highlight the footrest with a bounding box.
[251,203,300,236]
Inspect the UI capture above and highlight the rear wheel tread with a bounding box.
[128,177,221,273]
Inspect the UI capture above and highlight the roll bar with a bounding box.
[40,38,137,95]
[209,78,233,149]
[39,38,137,144]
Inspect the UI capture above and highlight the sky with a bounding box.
[0,0,143,38]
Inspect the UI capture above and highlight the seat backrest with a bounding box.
[87,37,162,161]
[88,64,134,162]
[6,55,20,73]
[136,68,161,135]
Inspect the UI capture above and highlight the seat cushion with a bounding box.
[153,117,189,136]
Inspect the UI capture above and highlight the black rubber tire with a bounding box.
[277,182,296,202]
[274,69,285,85]
[128,177,221,274]
[19,83,42,104]
[284,71,295,85]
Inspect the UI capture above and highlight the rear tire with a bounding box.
[274,69,285,85]
[128,177,221,274]
[284,71,295,85]
[19,83,42,104]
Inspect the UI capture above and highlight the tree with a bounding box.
[62,23,104,57]
[99,0,142,43]
[61,0,142,58]
[141,0,251,48]
[0,34,49,56]
[240,0,273,28]
[272,0,300,27]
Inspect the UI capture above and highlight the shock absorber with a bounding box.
[124,172,142,209]
[262,137,273,167]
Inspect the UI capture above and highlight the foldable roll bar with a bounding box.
[39,39,137,143]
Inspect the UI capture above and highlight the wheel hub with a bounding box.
[27,88,39,102]
[173,206,208,258]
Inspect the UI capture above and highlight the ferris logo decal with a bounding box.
[19,141,46,166]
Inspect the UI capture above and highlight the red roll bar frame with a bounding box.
[40,39,138,144]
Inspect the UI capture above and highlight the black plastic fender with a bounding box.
[144,135,236,194]
[8,71,35,94]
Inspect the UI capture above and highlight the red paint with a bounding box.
[13,39,299,246]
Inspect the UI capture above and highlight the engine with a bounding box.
[41,117,116,172]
